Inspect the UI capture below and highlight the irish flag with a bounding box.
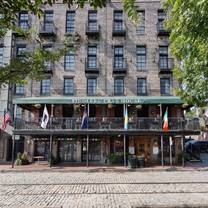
[124,106,128,130]
[163,108,168,132]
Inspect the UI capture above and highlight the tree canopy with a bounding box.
[164,0,208,106]
[0,0,139,85]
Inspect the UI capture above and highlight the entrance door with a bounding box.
[59,140,77,162]
[35,140,50,161]
[82,138,101,162]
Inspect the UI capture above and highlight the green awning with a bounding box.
[13,96,183,105]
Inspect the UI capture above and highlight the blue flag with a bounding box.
[81,105,88,129]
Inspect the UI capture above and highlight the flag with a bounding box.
[0,112,11,130]
[124,106,128,130]
[41,105,49,129]
[163,108,168,132]
[81,105,88,129]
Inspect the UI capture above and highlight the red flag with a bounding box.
[1,112,11,130]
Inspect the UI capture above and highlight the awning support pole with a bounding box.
[182,135,185,167]
[123,104,126,167]
[12,104,17,168]
[86,103,89,167]
[49,104,54,168]
[160,103,164,166]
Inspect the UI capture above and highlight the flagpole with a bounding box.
[49,104,54,168]
[12,104,17,168]
[169,136,172,166]
[160,104,164,166]
[86,103,89,167]
[123,104,126,167]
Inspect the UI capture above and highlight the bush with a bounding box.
[15,152,29,166]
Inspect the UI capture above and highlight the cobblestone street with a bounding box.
[0,171,208,207]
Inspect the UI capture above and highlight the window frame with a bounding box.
[136,45,146,70]
[66,11,75,33]
[87,78,97,96]
[137,78,147,96]
[114,77,124,95]
[160,78,170,95]
[136,10,145,35]
[40,78,51,96]
[19,11,29,31]
[64,77,74,95]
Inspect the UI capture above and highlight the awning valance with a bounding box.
[13,96,183,105]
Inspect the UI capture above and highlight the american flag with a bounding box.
[1,112,11,130]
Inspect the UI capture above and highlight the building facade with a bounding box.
[0,31,12,162]
[11,0,199,166]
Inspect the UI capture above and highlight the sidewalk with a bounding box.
[1,163,208,173]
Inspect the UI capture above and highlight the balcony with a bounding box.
[112,22,126,36]
[159,58,174,73]
[85,58,99,74]
[39,22,56,36]
[14,117,200,135]
[113,58,127,73]
[157,21,170,36]
[85,22,100,37]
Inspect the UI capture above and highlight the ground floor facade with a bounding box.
[13,134,183,166]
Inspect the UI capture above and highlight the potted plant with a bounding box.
[106,153,118,164]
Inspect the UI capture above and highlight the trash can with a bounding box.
[128,155,137,168]
[137,156,145,168]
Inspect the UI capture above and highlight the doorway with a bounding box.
[58,139,77,162]
[82,137,101,162]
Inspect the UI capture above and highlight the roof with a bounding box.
[13,96,183,105]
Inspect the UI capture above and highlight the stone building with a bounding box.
[11,0,199,166]
[0,31,12,161]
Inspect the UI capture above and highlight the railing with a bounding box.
[113,22,126,36]
[15,117,200,132]
[85,58,99,73]
[159,57,174,72]
[113,58,127,73]
[157,21,170,35]
[85,22,100,35]
[39,22,56,35]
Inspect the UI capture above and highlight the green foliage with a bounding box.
[15,152,29,166]
[164,0,208,106]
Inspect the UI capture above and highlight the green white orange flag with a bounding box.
[163,108,168,132]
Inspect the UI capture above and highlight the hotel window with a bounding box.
[16,45,26,60]
[114,78,124,95]
[158,10,166,31]
[64,78,74,95]
[40,79,51,95]
[43,45,53,71]
[64,48,75,70]
[137,11,145,34]
[19,11,29,31]
[88,11,97,31]
[114,46,124,69]
[160,78,170,95]
[43,11,53,32]
[137,78,147,95]
[16,107,23,119]
[136,46,146,70]
[0,47,3,67]
[87,46,97,69]
[159,46,168,70]
[14,84,25,95]
[87,78,97,95]
[113,11,124,31]
[66,11,75,33]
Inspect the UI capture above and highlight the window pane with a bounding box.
[41,79,51,95]
[15,84,25,95]
[114,78,124,95]
[137,11,145,34]
[65,48,75,70]
[160,78,170,95]
[64,78,74,95]
[89,11,97,21]
[45,11,53,22]
[87,46,97,69]
[0,47,3,67]
[87,78,96,95]
[66,11,75,33]
[137,78,147,95]
[137,46,146,70]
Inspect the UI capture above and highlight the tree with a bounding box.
[0,0,138,85]
[164,0,208,107]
